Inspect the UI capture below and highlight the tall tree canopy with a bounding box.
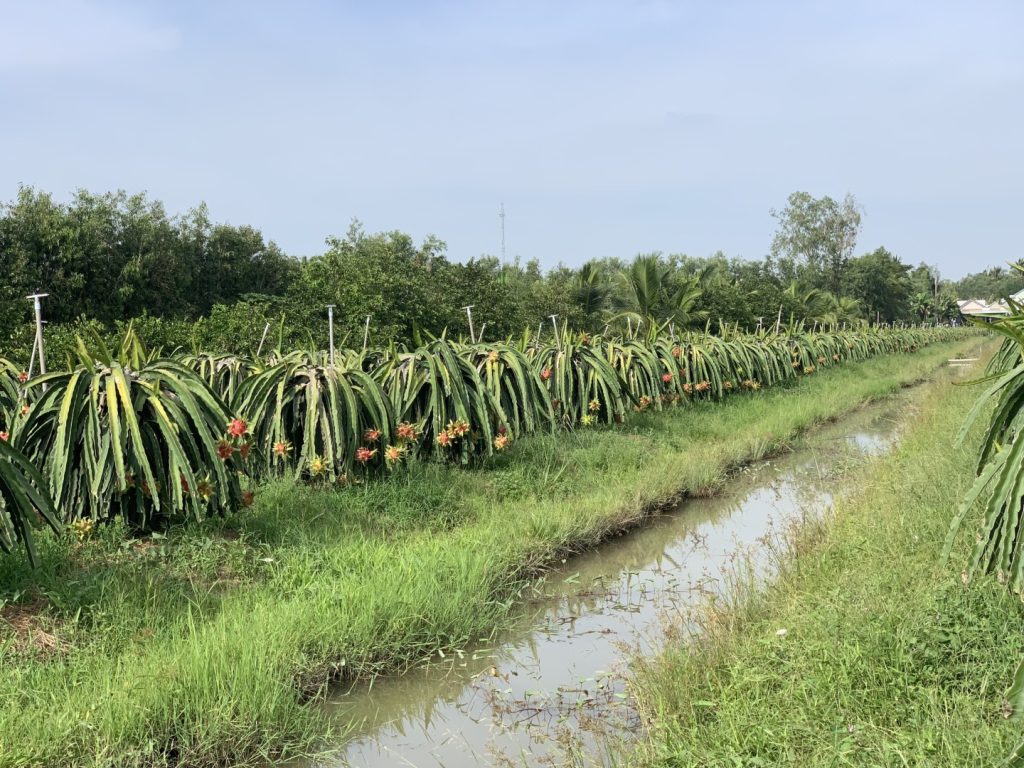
[952,262,1024,301]
[843,247,913,323]
[0,185,1004,361]
[770,191,862,294]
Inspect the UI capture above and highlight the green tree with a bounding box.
[781,282,833,324]
[443,257,583,340]
[173,203,296,316]
[0,187,73,330]
[285,222,452,346]
[843,247,913,322]
[910,291,934,321]
[572,261,612,329]
[0,187,299,342]
[108,193,183,319]
[611,254,706,332]
[935,291,960,322]
[821,294,862,326]
[670,254,759,330]
[770,191,862,294]
[909,263,941,298]
[445,257,528,338]
[953,262,1024,301]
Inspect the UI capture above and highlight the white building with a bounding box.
[957,298,1010,317]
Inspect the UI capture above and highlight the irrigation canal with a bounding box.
[302,374,951,767]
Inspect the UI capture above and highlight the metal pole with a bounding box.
[256,322,270,357]
[775,304,783,334]
[477,323,486,342]
[362,315,371,352]
[463,305,476,343]
[27,332,38,379]
[326,305,336,366]
[549,314,560,350]
[27,293,48,375]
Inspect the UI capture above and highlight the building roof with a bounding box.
[958,298,1010,315]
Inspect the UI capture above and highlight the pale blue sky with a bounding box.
[1,1,1020,279]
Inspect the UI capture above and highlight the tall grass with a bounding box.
[0,339,981,767]
[630,343,1023,767]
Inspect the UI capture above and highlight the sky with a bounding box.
[1,1,1021,280]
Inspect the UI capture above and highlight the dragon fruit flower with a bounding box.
[396,422,418,442]
[196,478,215,500]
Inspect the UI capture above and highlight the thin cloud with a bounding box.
[0,0,1018,278]
[0,0,180,73]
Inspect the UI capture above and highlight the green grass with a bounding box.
[0,339,981,767]
[630,344,1024,767]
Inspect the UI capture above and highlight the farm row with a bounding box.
[0,325,974,560]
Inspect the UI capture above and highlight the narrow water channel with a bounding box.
[311,391,918,767]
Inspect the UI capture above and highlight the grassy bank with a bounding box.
[630,344,1024,766]
[0,339,982,767]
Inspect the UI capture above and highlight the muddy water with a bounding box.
[313,394,916,767]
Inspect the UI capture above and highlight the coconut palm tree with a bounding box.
[612,255,707,334]
[573,261,612,329]
[814,293,862,326]
[833,295,863,325]
[783,282,832,323]
[910,291,935,321]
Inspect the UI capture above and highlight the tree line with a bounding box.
[0,186,1001,362]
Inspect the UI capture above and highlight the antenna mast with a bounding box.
[499,202,506,261]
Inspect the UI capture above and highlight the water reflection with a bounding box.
[315,397,909,768]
